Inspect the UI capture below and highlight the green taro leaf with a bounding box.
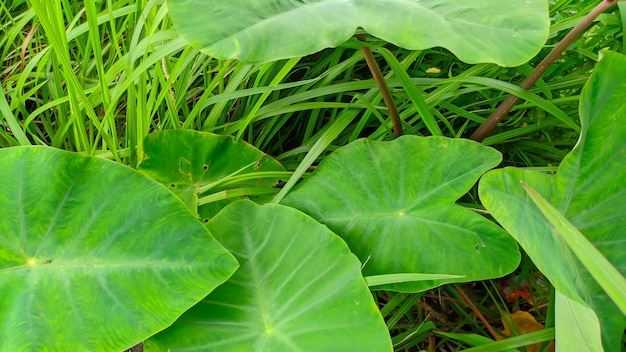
[521,182,626,314]
[139,130,286,220]
[555,290,602,352]
[167,0,549,66]
[282,136,519,292]
[146,200,392,351]
[0,147,238,351]
[478,50,626,350]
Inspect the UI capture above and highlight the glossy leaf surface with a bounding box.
[0,147,238,351]
[479,50,626,350]
[167,0,549,66]
[139,130,285,220]
[146,200,392,351]
[282,136,519,292]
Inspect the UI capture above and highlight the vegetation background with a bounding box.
[1,0,624,350]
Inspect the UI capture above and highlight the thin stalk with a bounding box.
[453,284,501,340]
[357,34,403,137]
[470,0,619,142]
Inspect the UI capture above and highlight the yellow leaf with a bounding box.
[501,311,555,352]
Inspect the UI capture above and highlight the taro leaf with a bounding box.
[138,130,285,220]
[281,136,519,292]
[0,146,238,351]
[478,50,626,351]
[521,182,626,314]
[167,0,549,66]
[555,291,602,352]
[145,200,392,351]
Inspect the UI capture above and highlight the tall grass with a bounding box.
[3,0,621,166]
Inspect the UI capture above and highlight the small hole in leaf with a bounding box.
[474,243,486,251]
[202,218,210,224]
[203,165,209,171]
[170,183,177,188]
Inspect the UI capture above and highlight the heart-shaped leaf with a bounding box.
[478,50,626,350]
[0,147,238,351]
[146,200,392,351]
[167,0,549,66]
[139,130,286,220]
[282,136,519,292]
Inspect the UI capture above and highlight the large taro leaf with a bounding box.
[145,200,392,351]
[281,136,519,292]
[167,0,549,66]
[478,50,626,351]
[0,146,238,351]
[138,130,286,221]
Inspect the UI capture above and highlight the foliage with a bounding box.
[135,132,513,350]
[281,136,519,292]
[167,0,549,66]
[0,146,238,351]
[479,50,626,351]
[0,0,624,351]
[138,130,288,219]
[147,201,393,351]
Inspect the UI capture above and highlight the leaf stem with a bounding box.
[357,34,404,138]
[469,0,619,142]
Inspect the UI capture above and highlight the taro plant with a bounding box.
[151,0,623,350]
[137,130,290,219]
[479,50,626,351]
[2,0,625,351]
[137,0,552,351]
[139,131,518,351]
[164,0,552,214]
[0,147,239,351]
[166,0,549,66]
[167,0,550,141]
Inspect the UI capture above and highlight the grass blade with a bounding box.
[365,273,464,287]
[0,84,30,145]
[438,328,554,352]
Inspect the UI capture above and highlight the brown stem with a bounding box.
[357,34,404,138]
[453,284,502,340]
[470,0,619,142]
